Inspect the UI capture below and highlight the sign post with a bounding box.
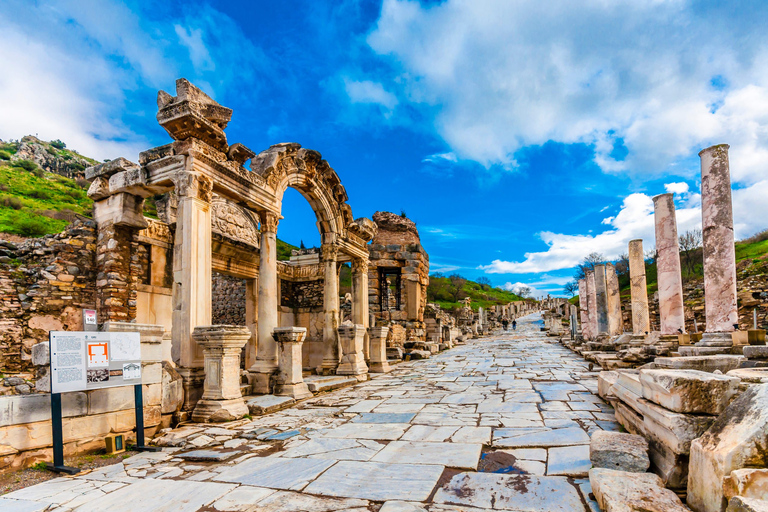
[47,330,148,472]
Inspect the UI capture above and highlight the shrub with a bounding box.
[75,177,90,189]
[1,197,23,210]
[28,190,50,200]
[50,139,66,150]
[0,150,10,160]
[10,216,49,237]
[15,159,38,172]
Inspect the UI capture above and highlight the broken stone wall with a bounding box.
[0,219,97,396]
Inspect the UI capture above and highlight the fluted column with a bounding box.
[250,211,280,393]
[628,239,651,336]
[653,193,686,335]
[593,264,609,336]
[321,242,341,374]
[700,144,738,338]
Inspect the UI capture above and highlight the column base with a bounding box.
[275,382,313,400]
[177,367,206,412]
[191,398,248,423]
[369,361,391,373]
[248,370,276,395]
[336,360,368,376]
[320,359,339,375]
[697,332,734,347]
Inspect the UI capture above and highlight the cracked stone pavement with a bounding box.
[1,314,616,511]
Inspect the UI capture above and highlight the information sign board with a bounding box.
[49,332,142,394]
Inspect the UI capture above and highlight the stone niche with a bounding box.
[368,211,430,343]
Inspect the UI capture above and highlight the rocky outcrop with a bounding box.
[6,136,98,179]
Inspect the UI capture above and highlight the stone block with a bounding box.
[0,392,87,426]
[142,362,163,385]
[87,386,136,415]
[640,369,740,415]
[727,497,768,512]
[654,355,745,374]
[590,430,649,473]
[748,330,766,346]
[687,383,768,512]
[744,346,768,360]
[724,469,768,502]
[144,383,162,407]
[31,342,49,366]
[590,468,690,511]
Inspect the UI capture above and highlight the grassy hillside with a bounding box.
[428,274,526,311]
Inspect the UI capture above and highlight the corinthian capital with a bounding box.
[259,211,280,233]
[172,171,213,202]
[321,243,339,262]
[351,257,368,274]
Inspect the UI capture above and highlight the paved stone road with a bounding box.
[1,314,616,511]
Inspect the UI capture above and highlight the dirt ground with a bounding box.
[0,450,137,495]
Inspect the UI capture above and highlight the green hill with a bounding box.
[427,274,526,311]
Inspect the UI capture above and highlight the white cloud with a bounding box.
[665,182,690,195]
[422,152,457,163]
[344,78,398,112]
[479,191,702,274]
[367,0,768,189]
[500,282,549,299]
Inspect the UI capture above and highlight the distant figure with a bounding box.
[512,320,517,331]
[502,319,509,331]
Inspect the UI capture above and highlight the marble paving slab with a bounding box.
[371,440,482,469]
[304,461,444,501]
[214,457,335,490]
[318,422,410,440]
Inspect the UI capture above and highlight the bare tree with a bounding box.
[563,281,578,297]
[573,252,606,280]
[517,286,532,298]
[614,253,630,278]
[476,276,492,290]
[679,228,703,277]
[448,273,467,302]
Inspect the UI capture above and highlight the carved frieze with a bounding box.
[211,196,260,248]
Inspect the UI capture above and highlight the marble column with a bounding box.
[593,264,609,336]
[171,171,213,410]
[578,278,589,340]
[605,263,623,336]
[368,326,391,373]
[250,211,280,393]
[244,278,258,371]
[585,269,598,341]
[337,323,368,376]
[191,325,250,423]
[274,327,312,399]
[699,144,738,342]
[628,239,651,336]
[351,258,370,362]
[653,193,686,335]
[320,242,341,374]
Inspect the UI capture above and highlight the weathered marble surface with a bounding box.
[653,193,686,335]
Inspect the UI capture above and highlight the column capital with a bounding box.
[259,211,280,233]
[351,257,368,274]
[321,243,339,262]
[172,171,213,202]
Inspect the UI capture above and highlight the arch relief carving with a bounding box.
[210,195,260,248]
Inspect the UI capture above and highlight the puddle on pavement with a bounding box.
[477,449,527,474]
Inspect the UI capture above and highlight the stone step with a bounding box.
[304,376,357,394]
[245,395,296,416]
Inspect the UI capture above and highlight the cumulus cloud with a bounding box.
[344,78,399,112]
[665,182,690,195]
[367,0,768,189]
[479,190,702,274]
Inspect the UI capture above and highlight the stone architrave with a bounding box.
[273,327,312,400]
[250,211,280,393]
[368,326,391,373]
[653,193,686,335]
[337,323,368,376]
[628,239,651,336]
[594,264,609,336]
[586,270,598,341]
[698,144,739,346]
[191,325,250,423]
[321,242,341,374]
[606,263,623,336]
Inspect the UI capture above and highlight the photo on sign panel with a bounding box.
[87,368,109,383]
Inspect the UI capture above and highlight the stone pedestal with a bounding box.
[250,211,280,393]
[337,323,368,376]
[628,239,651,336]
[368,326,391,373]
[273,327,312,400]
[653,193,686,335]
[191,325,250,423]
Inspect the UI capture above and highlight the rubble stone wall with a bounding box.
[280,279,324,309]
[0,219,97,396]
[212,272,246,325]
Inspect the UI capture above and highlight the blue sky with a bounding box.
[2,0,768,297]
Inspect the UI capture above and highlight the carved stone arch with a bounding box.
[210,194,260,248]
[251,143,350,238]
